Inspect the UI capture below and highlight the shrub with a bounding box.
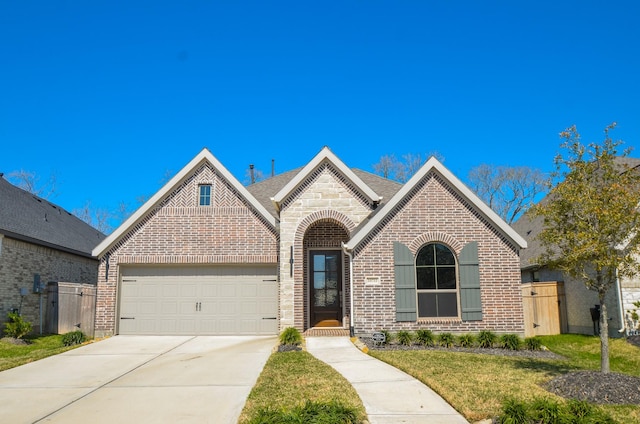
[477,330,497,348]
[249,400,359,424]
[415,329,435,346]
[524,337,542,351]
[396,331,413,346]
[279,327,302,346]
[457,333,475,348]
[498,397,615,424]
[380,329,392,345]
[3,312,32,339]
[500,398,528,424]
[438,332,455,348]
[500,334,522,351]
[529,398,561,423]
[62,330,87,346]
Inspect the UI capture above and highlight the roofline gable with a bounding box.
[270,146,382,210]
[344,156,528,250]
[92,148,277,257]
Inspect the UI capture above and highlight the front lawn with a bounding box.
[370,334,640,423]
[238,350,367,423]
[0,335,83,371]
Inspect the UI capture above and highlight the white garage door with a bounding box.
[118,265,278,335]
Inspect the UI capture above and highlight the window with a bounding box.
[415,243,458,318]
[199,184,211,206]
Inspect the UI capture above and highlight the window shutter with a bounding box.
[459,241,482,321]
[394,241,417,321]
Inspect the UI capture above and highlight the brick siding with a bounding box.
[0,236,98,332]
[352,172,525,335]
[94,162,278,336]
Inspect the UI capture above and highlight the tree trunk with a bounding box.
[599,290,610,373]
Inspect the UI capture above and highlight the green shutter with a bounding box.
[394,241,417,322]
[459,241,482,321]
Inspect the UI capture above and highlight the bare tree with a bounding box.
[72,201,112,234]
[244,166,265,185]
[468,164,548,224]
[372,154,398,179]
[6,169,57,199]
[373,152,444,182]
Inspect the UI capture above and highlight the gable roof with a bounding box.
[92,148,277,257]
[0,176,105,257]
[344,156,528,251]
[270,146,383,212]
[246,167,402,218]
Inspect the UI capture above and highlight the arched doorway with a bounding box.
[303,219,350,329]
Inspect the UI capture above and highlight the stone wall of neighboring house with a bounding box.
[94,162,278,337]
[278,163,373,330]
[0,236,98,333]
[352,172,525,335]
[619,273,640,333]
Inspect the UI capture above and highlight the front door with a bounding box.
[310,250,342,327]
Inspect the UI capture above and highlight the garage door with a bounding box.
[118,265,278,335]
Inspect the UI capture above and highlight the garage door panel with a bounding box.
[119,266,278,335]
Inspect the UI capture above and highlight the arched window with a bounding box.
[415,243,458,318]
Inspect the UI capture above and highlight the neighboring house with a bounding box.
[0,175,105,332]
[512,157,640,337]
[92,147,527,337]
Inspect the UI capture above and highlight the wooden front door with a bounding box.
[310,250,342,327]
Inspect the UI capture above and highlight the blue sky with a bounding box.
[1,1,639,229]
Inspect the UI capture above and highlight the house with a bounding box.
[0,175,105,333]
[512,157,640,337]
[91,147,527,337]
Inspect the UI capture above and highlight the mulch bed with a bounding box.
[361,338,564,360]
[628,335,640,348]
[277,344,302,352]
[0,337,30,346]
[545,371,640,405]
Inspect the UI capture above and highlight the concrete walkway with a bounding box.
[0,336,277,423]
[306,337,469,424]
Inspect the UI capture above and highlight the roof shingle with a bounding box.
[0,177,105,257]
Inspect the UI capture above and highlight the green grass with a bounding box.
[370,334,640,423]
[0,334,83,371]
[239,350,366,423]
[538,334,640,375]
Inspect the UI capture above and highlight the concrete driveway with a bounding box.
[0,335,277,423]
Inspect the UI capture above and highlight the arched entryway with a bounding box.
[303,219,350,329]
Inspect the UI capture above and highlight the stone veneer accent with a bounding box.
[94,162,278,336]
[278,162,373,330]
[0,236,98,332]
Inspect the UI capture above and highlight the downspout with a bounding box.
[341,242,354,337]
[615,269,627,334]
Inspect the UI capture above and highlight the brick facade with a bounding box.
[0,235,98,332]
[352,172,525,335]
[94,162,278,337]
[93,149,526,337]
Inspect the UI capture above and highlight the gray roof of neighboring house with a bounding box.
[246,167,403,219]
[0,176,106,258]
[513,156,640,270]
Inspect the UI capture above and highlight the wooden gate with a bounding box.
[46,282,96,337]
[522,281,567,337]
